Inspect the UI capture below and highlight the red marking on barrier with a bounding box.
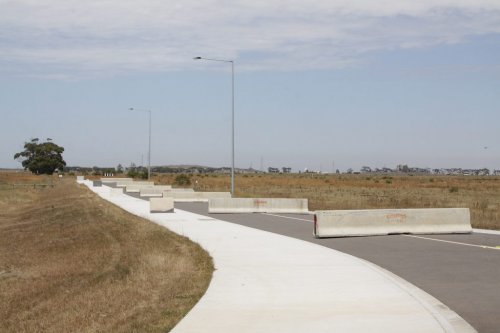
[386,213,407,224]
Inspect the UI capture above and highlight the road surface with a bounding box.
[176,202,500,333]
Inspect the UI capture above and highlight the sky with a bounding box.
[1,0,499,172]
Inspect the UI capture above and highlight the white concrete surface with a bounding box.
[209,197,309,214]
[77,179,475,333]
[76,176,84,181]
[314,208,472,238]
[164,191,231,202]
[150,197,174,213]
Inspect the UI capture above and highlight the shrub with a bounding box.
[449,186,459,193]
[174,174,191,186]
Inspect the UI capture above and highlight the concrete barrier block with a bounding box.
[209,198,309,214]
[101,177,133,183]
[163,188,195,193]
[110,188,124,197]
[139,186,173,197]
[314,208,472,238]
[116,180,155,188]
[76,176,84,181]
[150,197,174,213]
[115,180,135,187]
[164,191,232,202]
[125,185,155,193]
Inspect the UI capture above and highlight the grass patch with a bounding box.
[0,172,213,333]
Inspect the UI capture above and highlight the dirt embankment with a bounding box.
[0,173,213,333]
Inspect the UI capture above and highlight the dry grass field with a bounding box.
[155,173,500,230]
[0,172,213,333]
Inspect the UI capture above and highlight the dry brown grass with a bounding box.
[154,173,500,230]
[0,173,213,333]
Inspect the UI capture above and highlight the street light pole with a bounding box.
[194,56,235,196]
[129,108,151,180]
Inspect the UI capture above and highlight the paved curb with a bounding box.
[473,228,500,235]
[79,180,476,333]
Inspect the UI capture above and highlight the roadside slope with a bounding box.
[0,177,213,333]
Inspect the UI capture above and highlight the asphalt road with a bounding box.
[174,202,500,333]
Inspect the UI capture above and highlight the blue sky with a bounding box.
[1,1,499,172]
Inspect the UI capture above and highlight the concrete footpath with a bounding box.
[79,180,475,333]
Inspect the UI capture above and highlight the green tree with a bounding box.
[14,138,66,175]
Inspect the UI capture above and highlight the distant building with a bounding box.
[268,167,280,173]
[374,167,394,173]
[282,167,292,173]
[360,166,372,173]
[397,164,410,172]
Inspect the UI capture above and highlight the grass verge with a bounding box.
[0,172,213,333]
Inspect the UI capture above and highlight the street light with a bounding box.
[193,56,235,196]
[129,107,152,180]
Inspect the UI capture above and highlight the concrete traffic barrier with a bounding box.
[76,176,84,182]
[209,198,309,214]
[164,191,231,202]
[163,188,195,193]
[125,183,155,193]
[101,177,133,183]
[139,186,173,197]
[150,197,174,213]
[116,180,154,188]
[313,208,472,238]
[110,188,124,197]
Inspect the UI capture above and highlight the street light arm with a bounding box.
[129,107,150,113]
[194,56,233,64]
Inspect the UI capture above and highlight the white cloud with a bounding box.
[1,0,500,78]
